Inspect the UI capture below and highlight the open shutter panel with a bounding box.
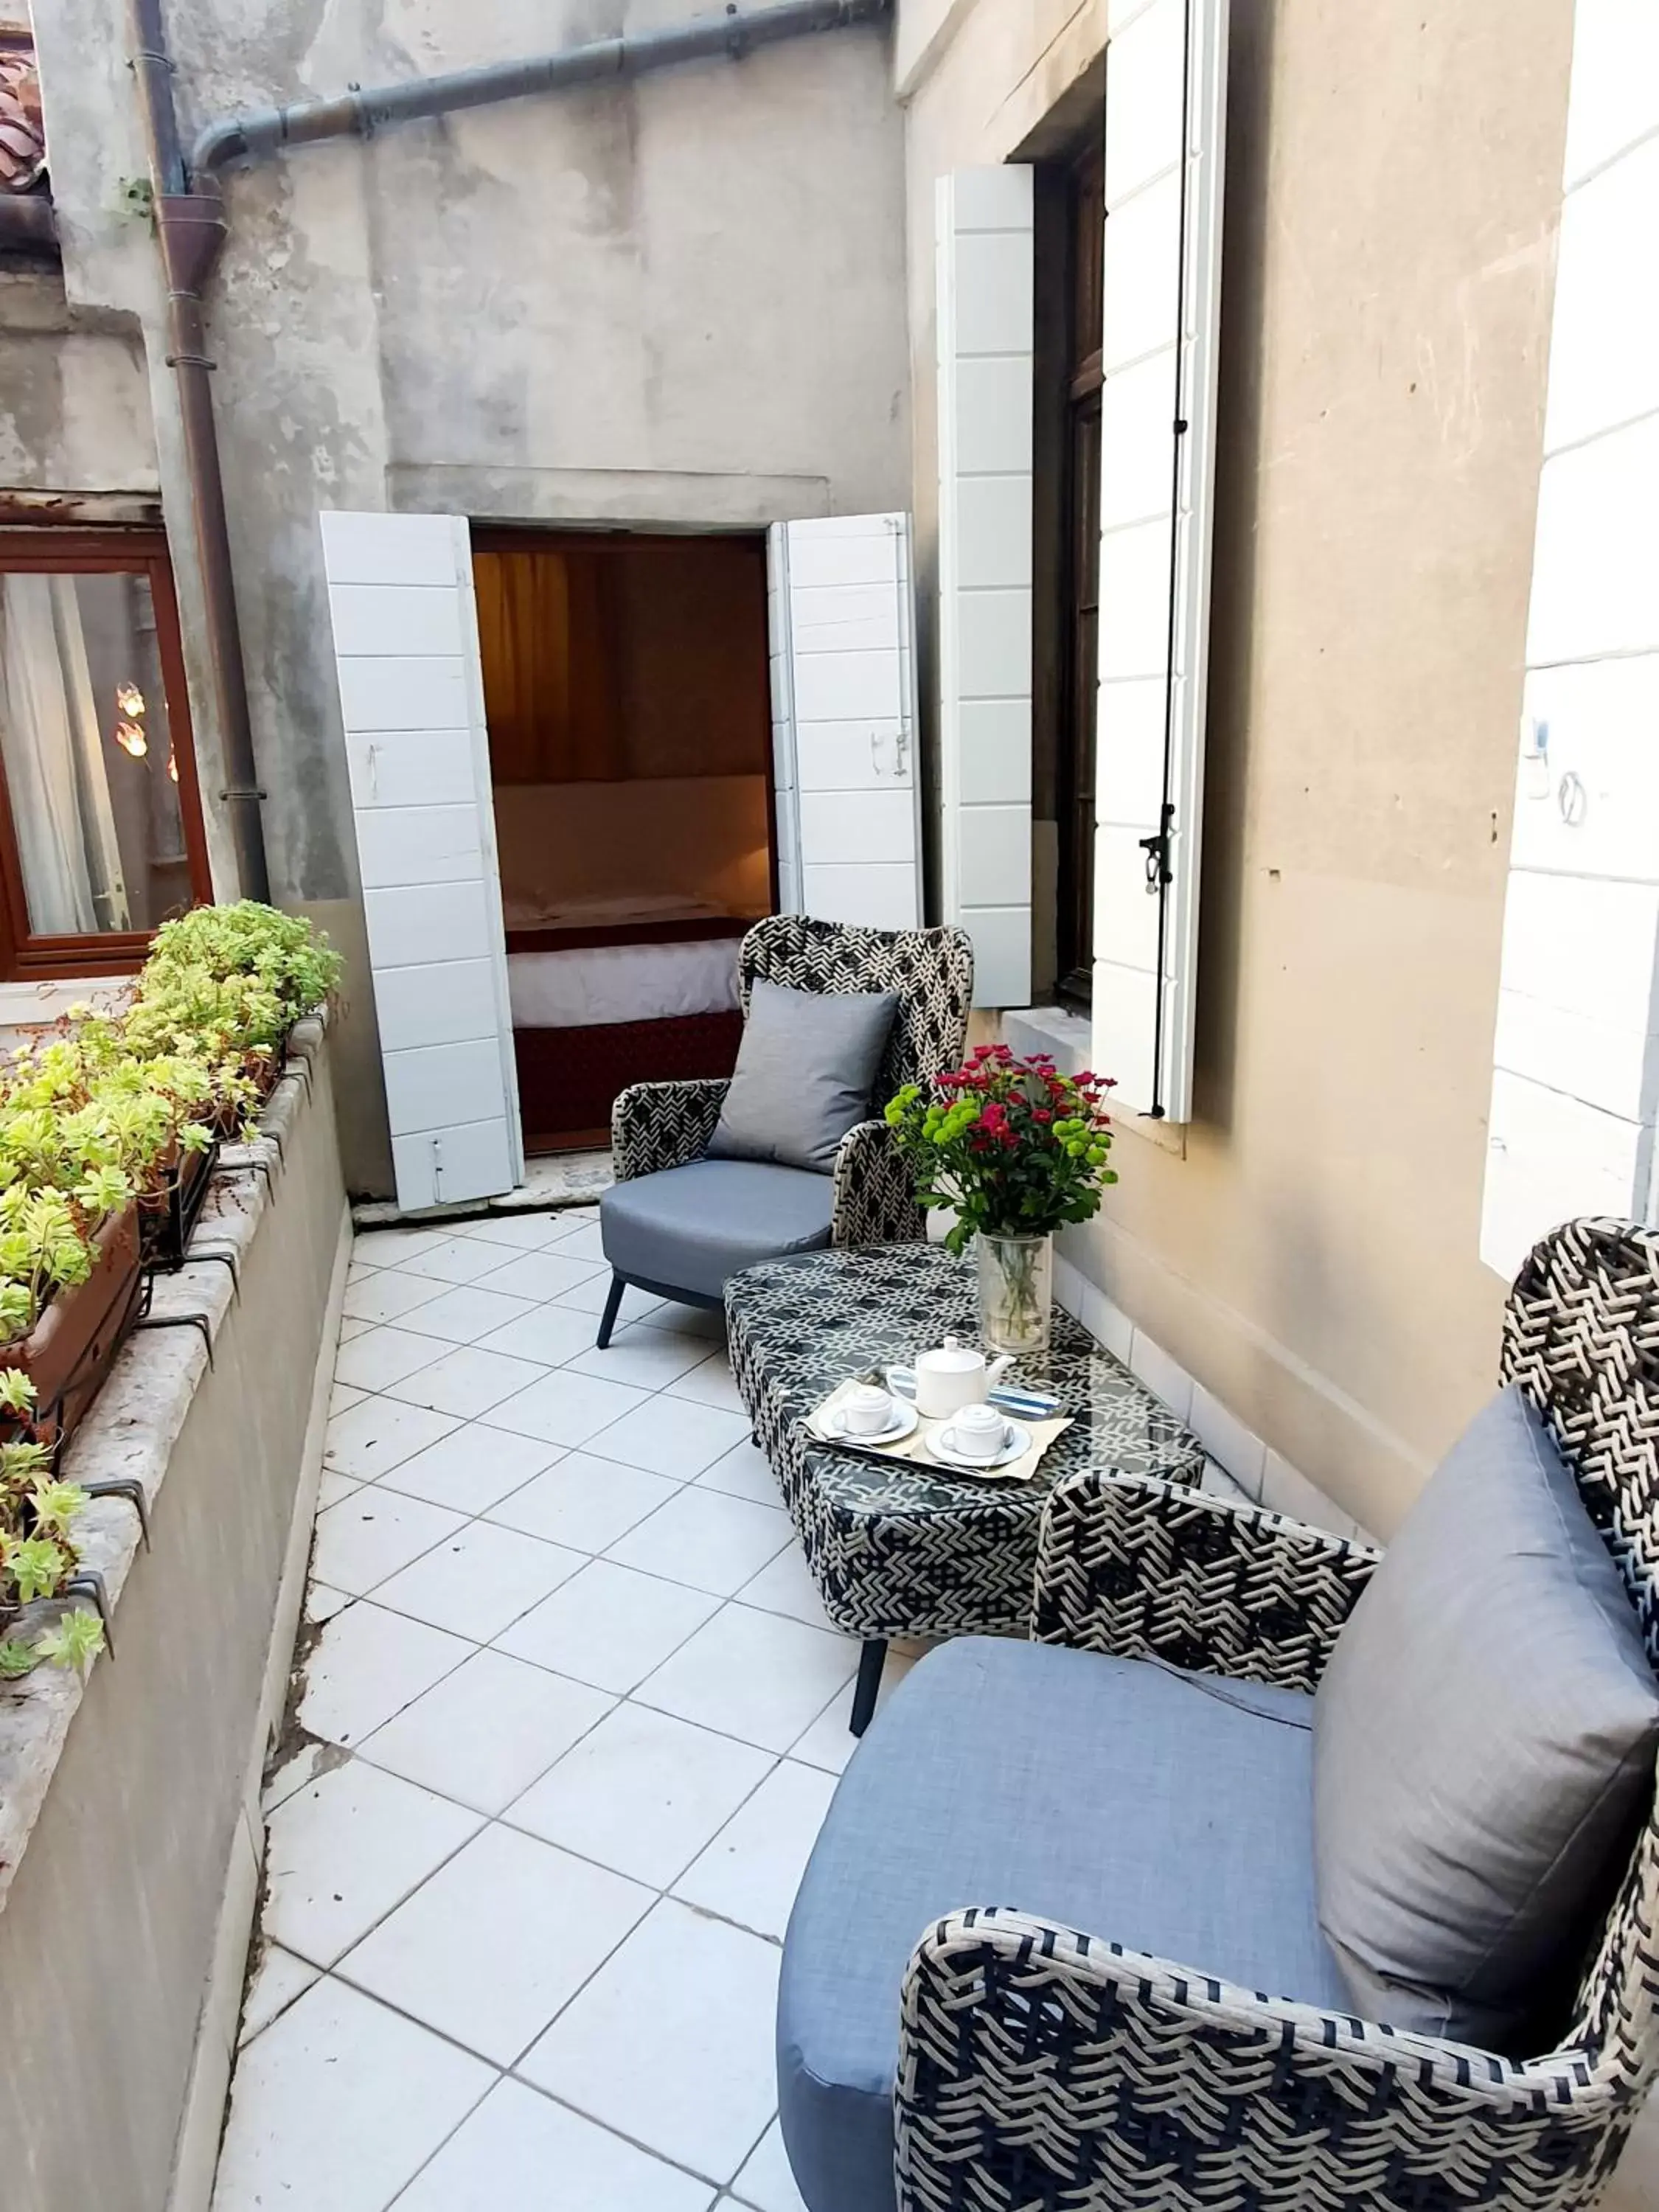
[319,511,523,1212]
[766,515,922,932]
[1092,0,1228,1119]
[936,167,1034,1009]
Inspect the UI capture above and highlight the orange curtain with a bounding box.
[473,548,622,783]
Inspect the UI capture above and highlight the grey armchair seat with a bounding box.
[595,915,973,1343]
[778,1216,1659,2212]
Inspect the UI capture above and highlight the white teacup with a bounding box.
[947,1402,1009,1461]
[842,1383,897,1436]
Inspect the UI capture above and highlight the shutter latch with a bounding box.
[1138,804,1175,893]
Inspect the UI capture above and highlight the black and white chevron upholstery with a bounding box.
[611,914,975,1248]
[894,1217,1659,2212]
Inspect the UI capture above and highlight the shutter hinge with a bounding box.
[1138,803,1175,893]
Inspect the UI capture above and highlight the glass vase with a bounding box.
[975,1231,1054,1357]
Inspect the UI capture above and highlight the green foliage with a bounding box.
[886,1045,1119,1257]
[0,1638,37,1678]
[0,902,338,1347]
[32,1607,105,1676]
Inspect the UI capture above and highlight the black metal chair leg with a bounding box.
[595,1271,626,1351]
[849,1637,888,1737]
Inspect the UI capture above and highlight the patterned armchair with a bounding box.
[888,1218,1659,2212]
[599,916,973,1339]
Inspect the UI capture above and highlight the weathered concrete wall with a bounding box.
[0,268,156,498]
[902,0,1568,1528]
[0,1031,348,2212]
[27,0,911,1193]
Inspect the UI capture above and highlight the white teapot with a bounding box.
[887,1336,1013,1421]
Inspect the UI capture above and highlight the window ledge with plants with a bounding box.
[0,902,342,1911]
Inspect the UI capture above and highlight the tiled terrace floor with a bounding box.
[212,1204,908,2212]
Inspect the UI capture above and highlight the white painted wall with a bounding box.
[1481,0,1659,1277]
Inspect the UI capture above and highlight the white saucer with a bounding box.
[822,1399,919,1445]
[928,1417,1032,1472]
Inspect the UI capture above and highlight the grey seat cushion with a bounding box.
[778,1636,1343,2212]
[600,1158,834,1302]
[1314,1382,1659,2053]
[708,978,900,1174]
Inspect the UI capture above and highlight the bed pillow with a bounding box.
[1313,1384,1659,2053]
[707,979,899,1176]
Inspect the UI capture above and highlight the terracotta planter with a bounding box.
[3,1203,145,1450]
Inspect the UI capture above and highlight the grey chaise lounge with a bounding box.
[778,1215,1659,2212]
[594,914,973,1344]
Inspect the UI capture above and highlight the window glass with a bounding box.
[0,568,192,935]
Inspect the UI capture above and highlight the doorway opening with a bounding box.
[472,528,776,1153]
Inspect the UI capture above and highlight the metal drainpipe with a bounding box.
[130,0,270,902]
[127,0,893,910]
[192,0,893,173]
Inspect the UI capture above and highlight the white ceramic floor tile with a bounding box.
[396,1281,537,1346]
[300,1600,474,1747]
[341,1267,447,1327]
[361,1647,613,1813]
[330,1380,367,1419]
[696,1438,780,1506]
[495,1560,720,1694]
[608,1487,792,1598]
[311,1488,467,1599]
[639,1301,726,1342]
[788,1648,917,1775]
[731,2119,808,2212]
[263,1739,332,1816]
[324,1396,460,1483]
[484,1450,680,1554]
[212,1975,493,2212]
[353,1225,455,1267]
[338,1315,372,1343]
[588,1395,754,1480]
[568,1321,713,1391]
[664,1353,748,1413]
[551,1221,608,1263]
[372,1518,585,1642]
[394,1234,520,1285]
[735,1541,832,1630]
[305,1582,352,1626]
[382,1343,550,1418]
[476,1301,600,1368]
[264,1759,481,1966]
[485,1368,648,1449]
[334,1324,445,1393]
[507,1702,772,1888]
[238,1943,321,2047]
[338,1822,652,2067]
[476,1250,608,1303]
[317,1469,363,1512]
[518,1898,781,2184]
[456,1209,588,1251]
[673,1760,836,1941]
[553,1270,662,1322]
[639,1604,859,1754]
[394,2077,716,2212]
[377,1426,563,1517]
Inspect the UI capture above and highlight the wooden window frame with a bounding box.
[0,526,212,981]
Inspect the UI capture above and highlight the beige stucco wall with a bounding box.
[0,1035,347,2212]
[902,0,1573,1538]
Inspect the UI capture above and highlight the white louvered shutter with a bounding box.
[1092,0,1229,1120]
[767,515,922,931]
[319,512,523,1211]
[936,167,1034,1009]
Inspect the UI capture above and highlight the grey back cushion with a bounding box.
[1313,1384,1659,2053]
[706,978,900,1176]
